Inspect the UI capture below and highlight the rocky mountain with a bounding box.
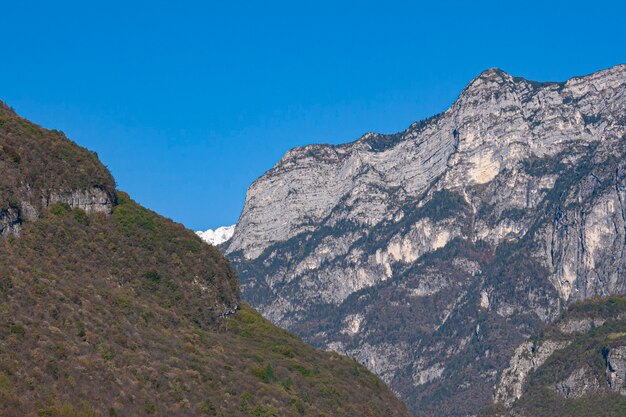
[196,225,235,246]
[0,101,410,417]
[224,64,626,416]
[483,295,626,416]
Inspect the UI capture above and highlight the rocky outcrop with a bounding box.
[0,206,21,237]
[606,345,626,395]
[553,366,600,398]
[226,64,626,416]
[0,187,115,238]
[495,340,569,406]
[47,188,114,214]
[558,317,607,334]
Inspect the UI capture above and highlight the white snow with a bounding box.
[196,225,235,246]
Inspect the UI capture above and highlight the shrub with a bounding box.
[9,324,24,336]
[252,364,275,383]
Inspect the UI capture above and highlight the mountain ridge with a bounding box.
[196,225,235,246]
[225,64,626,416]
[226,63,626,261]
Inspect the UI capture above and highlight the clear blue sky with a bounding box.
[1,1,625,230]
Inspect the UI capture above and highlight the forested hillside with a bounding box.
[0,101,410,417]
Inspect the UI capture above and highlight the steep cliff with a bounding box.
[0,102,410,417]
[225,65,626,415]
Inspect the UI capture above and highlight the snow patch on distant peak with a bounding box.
[196,225,235,246]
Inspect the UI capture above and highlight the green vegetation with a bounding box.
[252,364,276,383]
[416,190,469,222]
[566,295,626,320]
[36,402,100,417]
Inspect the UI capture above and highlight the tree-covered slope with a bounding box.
[0,101,116,238]
[0,101,410,417]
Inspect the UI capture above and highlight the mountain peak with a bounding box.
[461,67,515,95]
[197,225,236,246]
[477,67,510,78]
[226,63,626,416]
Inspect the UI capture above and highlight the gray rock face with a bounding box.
[225,65,626,416]
[553,366,600,398]
[558,317,607,334]
[47,188,114,214]
[0,206,21,237]
[607,346,626,394]
[0,187,114,237]
[495,340,569,406]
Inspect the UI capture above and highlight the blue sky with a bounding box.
[1,1,625,230]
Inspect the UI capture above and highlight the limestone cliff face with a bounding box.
[0,187,115,237]
[495,340,570,406]
[225,65,626,416]
[47,188,114,214]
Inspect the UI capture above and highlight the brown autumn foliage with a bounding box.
[0,100,410,417]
